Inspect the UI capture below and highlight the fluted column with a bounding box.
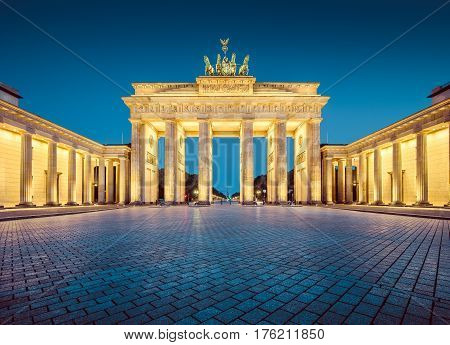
[415,132,431,206]
[325,157,333,204]
[164,120,177,204]
[240,120,254,204]
[345,158,353,204]
[130,121,142,204]
[372,147,384,205]
[66,148,78,205]
[45,141,58,206]
[107,159,115,203]
[18,132,34,207]
[119,157,127,204]
[275,121,287,203]
[337,159,345,203]
[198,120,212,205]
[83,154,92,205]
[357,153,367,204]
[308,119,322,204]
[391,141,404,206]
[98,157,106,204]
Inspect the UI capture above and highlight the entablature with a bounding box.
[321,99,450,159]
[0,99,131,160]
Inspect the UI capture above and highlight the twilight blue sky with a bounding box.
[1,0,449,194]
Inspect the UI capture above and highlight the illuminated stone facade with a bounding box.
[0,96,130,208]
[321,97,450,207]
[122,76,329,205]
[1,77,448,209]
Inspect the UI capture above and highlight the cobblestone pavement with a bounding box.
[0,205,449,325]
[0,204,126,221]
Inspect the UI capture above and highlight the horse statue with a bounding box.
[230,53,237,76]
[203,56,214,76]
[238,55,250,76]
[216,54,222,76]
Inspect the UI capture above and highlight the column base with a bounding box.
[370,201,386,206]
[82,202,92,206]
[16,202,36,208]
[445,202,450,208]
[97,201,106,205]
[0,205,3,209]
[414,201,433,207]
[241,201,257,206]
[129,201,144,206]
[65,202,79,206]
[197,201,211,206]
[325,201,334,205]
[390,201,406,207]
[357,202,368,205]
[309,201,322,205]
[44,202,61,207]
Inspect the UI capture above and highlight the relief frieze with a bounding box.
[133,102,322,115]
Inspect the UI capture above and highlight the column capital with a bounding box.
[413,124,424,134]
[309,118,322,124]
[197,114,210,121]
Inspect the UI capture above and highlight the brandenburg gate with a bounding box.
[122,40,329,205]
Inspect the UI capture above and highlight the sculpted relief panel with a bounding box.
[197,76,255,96]
[132,102,323,116]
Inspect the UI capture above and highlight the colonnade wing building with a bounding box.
[0,83,130,208]
[322,84,450,207]
[0,77,449,208]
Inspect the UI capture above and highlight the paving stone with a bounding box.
[215,308,244,323]
[241,308,269,324]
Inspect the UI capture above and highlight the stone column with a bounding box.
[325,157,333,204]
[345,158,353,204]
[391,141,404,206]
[119,157,127,204]
[45,141,59,206]
[372,147,384,205]
[107,159,115,203]
[240,120,254,204]
[83,154,92,205]
[18,132,34,207]
[66,147,78,205]
[125,158,131,204]
[309,119,322,204]
[357,153,367,204]
[164,120,177,204]
[447,126,450,207]
[139,124,148,203]
[130,121,142,204]
[275,121,287,204]
[97,157,106,204]
[415,132,431,206]
[198,120,212,205]
[337,159,345,203]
